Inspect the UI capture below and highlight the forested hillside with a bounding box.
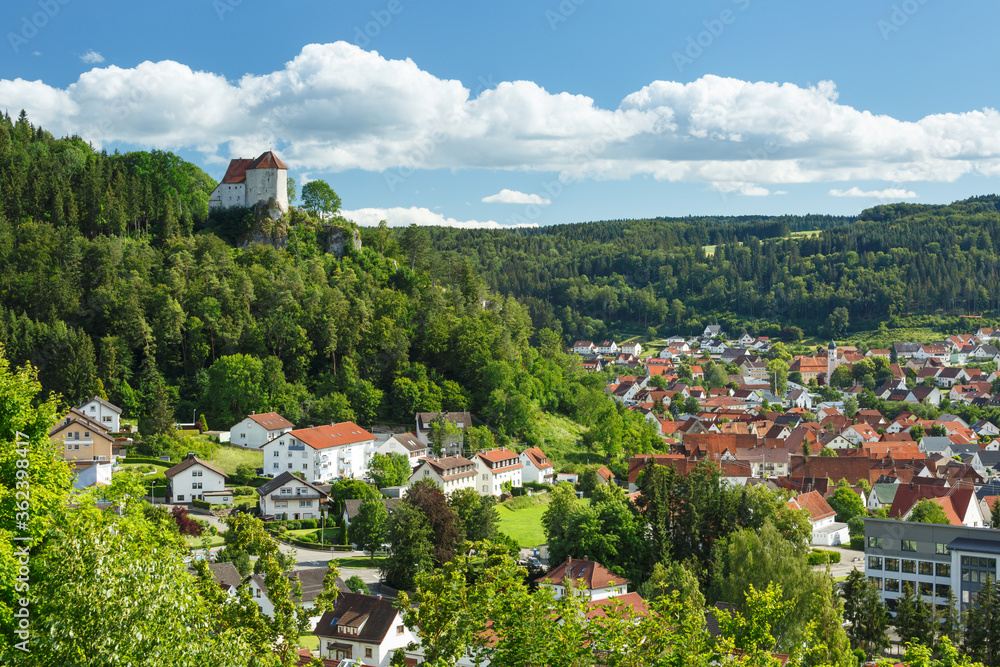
[426,197,1000,341]
[0,113,661,457]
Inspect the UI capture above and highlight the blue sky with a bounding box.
[2,0,999,227]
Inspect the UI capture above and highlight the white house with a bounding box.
[313,592,417,666]
[76,396,122,433]
[208,151,289,212]
[474,447,523,496]
[535,558,629,602]
[619,342,642,357]
[71,460,113,490]
[520,446,555,484]
[256,471,329,520]
[788,490,850,546]
[573,341,597,355]
[703,324,723,338]
[164,455,231,505]
[596,341,619,355]
[247,566,334,626]
[374,432,429,469]
[408,456,478,495]
[841,423,880,446]
[230,412,294,450]
[262,422,376,484]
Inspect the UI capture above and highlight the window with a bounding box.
[240,434,245,439]
[273,463,279,469]
[193,482,202,490]
[272,450,279,457]
[275,501,287,508]
[919,561,933,576]
[936,563,951,577]
[84,432,89,437]
[365,649,373,658]
[902,560,916,574]
[885,578,900,593]
[936,543,949,554]
[869,577,883,590]
[885,558,899,572]
[103,416,111,422]
[868,536,883,549]
[299,501,311,508]
[177,495,185,501]
[193,470,202,477]
[397,624,405,635]
[303,464,308,470]
[288,463,293,469]
[868,557,883,570]
[902,540,917,552]
[937,583,952,597]
[280,488,291,495]
[919,581,933,596]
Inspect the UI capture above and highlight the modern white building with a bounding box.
[164,456,231,505]
[76,396,122,433]
[208,151,289,212]
[255,471,329,520]
[474,448,523,496]
[262,422,376,484]
[230,412,294,449]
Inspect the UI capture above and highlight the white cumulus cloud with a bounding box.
[80,50,105,64]
[829,187,918,198]
[481,189,552,205]
[4,42,1000,190]
[342,206,538,229]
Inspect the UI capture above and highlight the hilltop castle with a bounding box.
[209,151,288,212]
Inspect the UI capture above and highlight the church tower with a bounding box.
[827,339,837,383]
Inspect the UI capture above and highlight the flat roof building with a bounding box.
[864,518,1000,613]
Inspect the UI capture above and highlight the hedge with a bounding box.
[191,499,211,510]
[807,550,843,566]
[121,457,173,467]
[849,536,865,551]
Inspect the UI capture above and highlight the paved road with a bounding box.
[813,545,866,580]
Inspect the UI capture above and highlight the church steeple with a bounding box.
[827,339,838,382]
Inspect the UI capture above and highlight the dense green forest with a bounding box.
[425,197,1000,341]
[0,112,662,459]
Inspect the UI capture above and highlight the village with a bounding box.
[41,322,1000,665]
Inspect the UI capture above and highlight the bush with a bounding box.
[850,536,864,551]
[807,549,843,566]
[299,519,318,529]
[285,520,300,530]
[521,481,549,492]
[345,575,368,594]
[191,499,211,510]
[171,506,203,537]
[299,533,317,544]
[121,457,173,467]
[233,486,255,496]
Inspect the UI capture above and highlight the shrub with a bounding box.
[233,486,255,496]
[191,499,211,510]
[850,536,864,551]
[345,575,368,594]
[807,551,829,566]
[171,506,203,537]
[299,533,317,544]
[299,519,318,529]
[285,520,300,530]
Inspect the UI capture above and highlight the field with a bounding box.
[788,230,822,238]
[497,494,586,548]
[202,444,263,475]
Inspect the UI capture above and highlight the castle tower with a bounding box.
[827,339,837,383]
[245,151,289,212]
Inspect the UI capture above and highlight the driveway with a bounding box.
[813,545,865,580]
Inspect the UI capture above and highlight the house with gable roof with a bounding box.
[409,456,478,495]
[256,471,329,520]
[520,446,555,484]
[76,395,123,433]
[164,455,231,505]
[536,558,629,601]
[313,592,417,666]
[49,411,115,463]
[415,411,473,454]
[374,431,429,469]
[230,411,295,450]
[788,490,849,546]
[262,422,376,484]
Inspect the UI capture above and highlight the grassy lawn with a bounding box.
[298,634,319,651]
[119,463,167,480]
[789,230,822,238]
[497,495,587,548]
[203,444,263,475]
[184,534,225,548]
